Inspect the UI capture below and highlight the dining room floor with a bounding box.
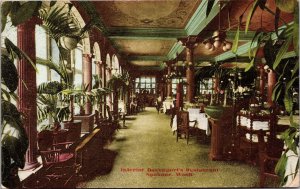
[77,107,261,188]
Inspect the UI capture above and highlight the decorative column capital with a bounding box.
[83,53,92,59]
[178,35,200,49]
[94,60,103,66]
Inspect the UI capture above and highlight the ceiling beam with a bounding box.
[132,65,165,71]
[185,0,221,36]
[167,42,185,60]
[128,55,168,61]
[108,27,186,40]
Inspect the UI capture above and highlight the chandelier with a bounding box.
[203,1,232,52]
[203,30,232,51]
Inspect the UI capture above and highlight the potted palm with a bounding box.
[63,85,95,133]
[1,39,36,188]
[107,73,129,117]
[37,81,70,131]
[1,2,94,187]
[196,62,230,119]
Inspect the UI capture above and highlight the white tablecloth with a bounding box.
[188,109,210,135]
[238,116,269,130]
[163,101,174,113]
[172,110,210,135]
[118,101,126,115]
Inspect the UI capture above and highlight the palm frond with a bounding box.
[38,5,82,41]
[107,74,128,91]
[37,81,64,95]
[4,38,37,72]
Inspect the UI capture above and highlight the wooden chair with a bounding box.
[258,130,284,187]
[34,130,81,188]
[236,113,272,165]
[38,130,74,170]
[66,121,82,144]
[176,111,196,144]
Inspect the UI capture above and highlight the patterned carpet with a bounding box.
[77,107,260,188]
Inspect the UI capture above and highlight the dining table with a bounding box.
[171,108,210,135]
[162,100,174,114]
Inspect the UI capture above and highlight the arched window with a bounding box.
[73,46,83,87]
[111,55,119,76]
[92,43,101,88]
[35,25,61,85]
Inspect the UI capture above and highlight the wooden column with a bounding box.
[257,64,266,102]
[160,83,165,101]
[102,62,107,118]
[167,63,172,97]
[17,18,39,170]
[83,54,92,114]
[107,66,113,112]
[208,118,223,160]
[186,46,195,103]
[267,70,276,107]
[176,82,183,109]
[95,60,102,115]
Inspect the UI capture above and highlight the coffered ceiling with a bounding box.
[85,0,294,73]
[93,0,201,28]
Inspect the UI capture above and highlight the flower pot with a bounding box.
[204,105,233,120]
[204,105,224,119]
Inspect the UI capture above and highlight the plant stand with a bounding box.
[74,114,95,133]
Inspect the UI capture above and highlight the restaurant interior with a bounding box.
[1,0,299,188]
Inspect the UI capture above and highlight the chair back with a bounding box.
[38,130,54,151]
[67,122,81,143]
[258,129,284,158]
[177,111,189,130]
[94,110,99,124]
[38,130,59,166]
